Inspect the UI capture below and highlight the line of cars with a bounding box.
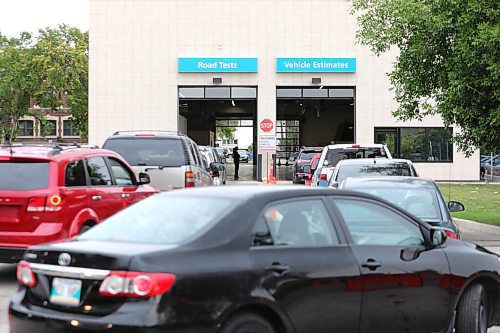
[0,130,228,263]
[291,143,464,239]
[3,137,499,333]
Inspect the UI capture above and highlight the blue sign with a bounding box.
[178,58,258,73]
[276,58,356,73]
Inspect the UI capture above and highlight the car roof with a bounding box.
[161,185,375,201]
[337,158,412,166]
[0,144,121,162]
[325,143,386,149]
[342,176,436,188]
[106,130,187,139]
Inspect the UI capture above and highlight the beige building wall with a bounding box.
[89,0,479,181]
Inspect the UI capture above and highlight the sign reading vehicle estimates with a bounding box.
[276,58,356,73]
[259,135,276,153]
[178,58,258,72]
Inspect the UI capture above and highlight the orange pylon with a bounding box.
[266,158,277,185]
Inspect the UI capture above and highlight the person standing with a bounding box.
[233,146,240,180]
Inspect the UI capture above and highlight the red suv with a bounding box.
[0,143,158,262]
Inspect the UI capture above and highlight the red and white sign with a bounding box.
[260,119,274,132]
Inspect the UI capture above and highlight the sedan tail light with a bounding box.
[444,229,460,240]
[320,174,328,181]
[99,271,175,297]
[17,261,37,287]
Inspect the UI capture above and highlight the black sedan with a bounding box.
[10,186,500,333]
[339,176,463,238]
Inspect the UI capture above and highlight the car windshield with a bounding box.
[79,195,234,244]
[336,162,412,182]
[103,138,186,166]
[325,147,387,167]
[238,150,248,155]
[0,162,49,190]
[352,186,442,221]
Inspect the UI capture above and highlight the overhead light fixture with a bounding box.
[312,77,321,84]
[213,77,222,84]
[231,100,235,107]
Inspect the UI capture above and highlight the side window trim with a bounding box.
[85,156,113,187]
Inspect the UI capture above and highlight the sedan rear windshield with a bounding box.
[325,147,388,167]
[0,162,49,190]
[337,163,413,182]
[298,152,320,160]
[79,195,234,244]
[103,138,186,167]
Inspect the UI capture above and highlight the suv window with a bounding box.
[86,157,112,186]
[0,162,49,190]
[65,160,87,187]
[103,138,187,167]
[325,147,388,167]
[108,158,135,186]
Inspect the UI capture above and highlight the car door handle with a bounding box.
[265,263,290,275]
[92,195,102,201]
[362,259,381,271]
[121,193,130,198]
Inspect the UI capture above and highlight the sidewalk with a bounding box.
[455,218,500,255]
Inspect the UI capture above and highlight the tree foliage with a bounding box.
[216,127,236,141]
[0,25,88,141]
[352,0,500,154]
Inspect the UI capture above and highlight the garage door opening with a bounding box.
[178,86,258,181]
[276,87,355,180]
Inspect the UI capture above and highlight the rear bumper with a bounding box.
[0,222,66,252]
[9,291,216,333]
[0,247,25,263]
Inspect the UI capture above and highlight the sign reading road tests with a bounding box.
[259,135,276,153]
[178,58,258,73]
[260,119,274,132]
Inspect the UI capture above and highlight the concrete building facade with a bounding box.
[89,0,479,181]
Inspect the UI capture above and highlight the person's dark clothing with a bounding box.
[233,148,240,179]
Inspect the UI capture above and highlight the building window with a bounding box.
[18,120,34,136]
[63,120,79,136]
[375,127,453,162]
[40,120,57,137]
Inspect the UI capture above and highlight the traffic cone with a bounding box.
[266,158,277,185]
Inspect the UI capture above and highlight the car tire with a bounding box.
[455,284,488,333]
[79,224,94,235]
[220,312,275,333]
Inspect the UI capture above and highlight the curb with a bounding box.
[454,218,500,237]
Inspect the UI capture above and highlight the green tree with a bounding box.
[216,127,236,141]
[0,33,35,141]
[31,25,89,138]
[352,0,500,154]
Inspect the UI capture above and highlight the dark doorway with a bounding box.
[276,87,355,180]
[178,86,258,181]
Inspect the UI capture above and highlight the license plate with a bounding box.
[50,277,82,306]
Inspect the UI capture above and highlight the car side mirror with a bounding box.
[430,228,447,247]
[138,172,151,185]
[210,162,221,177]
[448,201,465,212]
[303,165,312,174]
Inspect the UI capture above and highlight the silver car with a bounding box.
[200,146,227,185]
[102,131,213,191]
